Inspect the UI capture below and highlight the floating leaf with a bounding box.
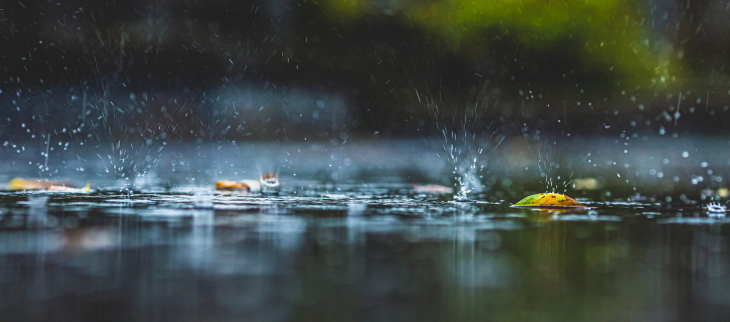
[7,178,91,193]
[512,193,588,209]
[7,178,76,191]
[47,183,91,193]
[215,180,251,192]
[412,184,452,194]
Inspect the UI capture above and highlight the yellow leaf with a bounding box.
[215,180,250,192]
[8,178,68,191]
[512,193,588,208]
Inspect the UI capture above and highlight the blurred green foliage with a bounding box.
[321,0,679,88]
[5,0,730,141]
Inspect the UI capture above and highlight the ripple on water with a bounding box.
[552,214,622,222]
[103,199,156,204]
[135,208,195,219]
[659,217,730,225]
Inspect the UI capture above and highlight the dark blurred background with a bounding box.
[2,0,730,143]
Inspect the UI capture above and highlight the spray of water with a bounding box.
[531,132,591,194]
[705,201,727,216]
[418,86,502,201]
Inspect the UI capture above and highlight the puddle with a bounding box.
[1,179,728,321]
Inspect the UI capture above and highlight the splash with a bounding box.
[453,174,472,202]
[441,123,490,202]
[532,134,593,194]
[536,142,571,194]
[704,201,727,216]
[419,86,498,202]
[193,189,215,209]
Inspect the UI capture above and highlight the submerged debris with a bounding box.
[7,178,91,193]
[512,193,589,209]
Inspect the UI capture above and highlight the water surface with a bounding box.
[1,180,729,322]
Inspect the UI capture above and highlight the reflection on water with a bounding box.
[1,186,730,321]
